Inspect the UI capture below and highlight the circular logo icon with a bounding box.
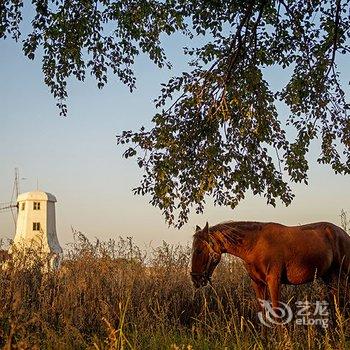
[258,299,293,327]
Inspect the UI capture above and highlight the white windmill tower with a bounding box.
[1,170,63,269]
[12,190,63,268]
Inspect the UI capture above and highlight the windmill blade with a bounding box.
[0,169,21,233]
[10,206,17,229]
[9,168,20,230]
[0,202,17,230]
[14,168,20,199]
[11,168,19,204]
[0,202,17,212]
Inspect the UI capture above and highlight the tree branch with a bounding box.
[326,0,342,77]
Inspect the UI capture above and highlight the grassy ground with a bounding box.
[0,232,349,350]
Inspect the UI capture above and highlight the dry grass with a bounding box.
[0,231,349,350]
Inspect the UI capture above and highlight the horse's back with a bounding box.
[256,222,350,282]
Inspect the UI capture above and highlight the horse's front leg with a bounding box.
[251,280,268,310]
[251,280,270,338]
[266,270,281,310]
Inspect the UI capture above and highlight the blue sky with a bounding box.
[0,9,349,250]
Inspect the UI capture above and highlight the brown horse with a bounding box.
[191,221,350,309]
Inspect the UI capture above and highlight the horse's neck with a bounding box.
[216,226,258,260]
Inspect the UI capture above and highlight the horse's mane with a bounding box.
[209,221,264,234]
[193,221,265,246]
[200,221,263,246]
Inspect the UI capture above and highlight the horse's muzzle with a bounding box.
[191,273,209,288]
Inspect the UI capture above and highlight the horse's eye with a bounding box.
[195,249,202,255]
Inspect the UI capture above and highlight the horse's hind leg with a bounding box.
[322,271,340,325]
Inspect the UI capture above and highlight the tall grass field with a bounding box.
[1,224,349,349]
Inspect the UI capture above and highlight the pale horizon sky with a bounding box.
[1,9,349,250]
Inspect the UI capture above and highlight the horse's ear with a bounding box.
[196,225,201,232]
[202,222,209,241]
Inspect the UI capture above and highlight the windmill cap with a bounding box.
[17,191,57,202]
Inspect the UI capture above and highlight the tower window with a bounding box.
[21,203,25,211]
[33,222,41,231]
[33,202,40,210]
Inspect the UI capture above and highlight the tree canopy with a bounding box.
[2,0,350,227]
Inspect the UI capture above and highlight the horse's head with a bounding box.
[191,222,221,288]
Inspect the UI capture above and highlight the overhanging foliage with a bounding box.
[2,1,350,227]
